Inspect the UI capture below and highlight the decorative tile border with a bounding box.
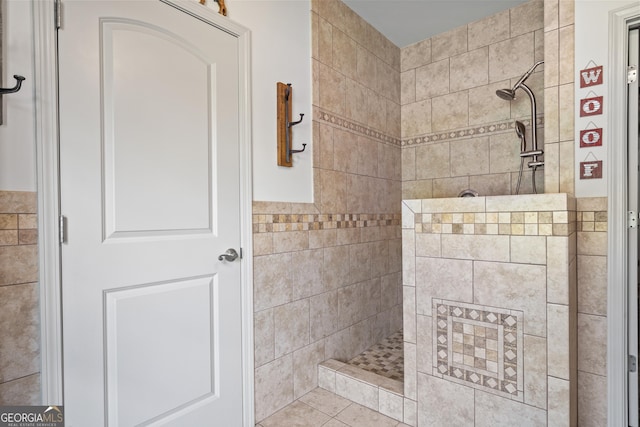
[253,213,401,233]
[314,106,402,147]
[414,210,577,236]
[577,210,607,232]
[402,116,544,147]
[432,299,524,402]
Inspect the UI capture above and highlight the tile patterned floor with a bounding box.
[347,330,404,381]
[256,388,410,427]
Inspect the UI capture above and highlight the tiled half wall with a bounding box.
[402,193,577,426]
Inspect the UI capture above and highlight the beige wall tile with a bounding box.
[474,261,546,336]
[402,147,416,181]
[577,255,607,316]
[524,334,547,409]
[416,314,432,374]
[403,398,417,426]
[558,83,574,141]
[320,169,347,213]
[349,243,372,284]
[335,373,379,410]
[475,390,546,426]
[511,71,544,118]
[254,254,293,311]
[273,299,309,358]
[468,9,510,50]
[433,176,470,198]
[332,29,357,80]
[379,388,404,421]
[273,231,309,254]
[402,100,432,137]
[292,341,325,399]
[310,291,339,342]
[547,303,570,379]
[404,342,417,399]
[416,257,473,316]
[577,232,607,256]
[577,371,607,427]
[0,191,37,214]
[255,355,294,422]
[254,309,274,367]
[0,231,18,246]
[253,233,273,256]
[535,29,545,65]
[319,62,346,115]
[402,230,416,287]
[441,234,510,262]
[469,82,512,125]
[324,328,352,361]
[0,245,38,286]
[0,283,39,382]
[558,25,574,85]
[450,137,490,176]
[403,286,417,344]
[544,0,559,32]
[450,47,489,92]
[510,0,544,37]
[415,142,449,180]
[511,235,546,265]
[415,59,449,100]
[366,90,387,132]
[432,25,468,62]
[292,249,324,299]
[377,58,400,104]
[324,245,350,290]
[386,100,401,138]
[345,79,368,125]
[417,373,474,426]
[378,143,401,180]
[469,173,511,196]
[319,123,334,169]
[489,33,535,83]
[0,374,40,406]
[402,180,433,200]
[544,142,560,193]
[318,17,333,65]
[18,214,36,229]
[576,197,607,212]
[333,128,359,174]
[401,39,431,72]
[547,236,570,304]
[577,313,607,376]
[489,132,521,174]
[432,91,469,132]
[0,214,17,230]
[559,0,575,27]
[401,70,416,105]
[548,376,571,427]
[544,29,559,88]
[356,46,377,90]
[415,233,441,258]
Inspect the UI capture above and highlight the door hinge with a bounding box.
[59,215,66,244]
[630,355,637,372]
[55,0,62,30]
[629,211,638,229]
[239,247,243,259]
[629,65,637,84]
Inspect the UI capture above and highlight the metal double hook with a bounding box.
[0,75,26,95]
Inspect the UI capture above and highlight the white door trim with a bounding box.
[608,4,640,427]
[32,1,254,424]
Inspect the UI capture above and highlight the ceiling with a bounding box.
[342,0,528,48]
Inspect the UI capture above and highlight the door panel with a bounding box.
[58,1,242,425]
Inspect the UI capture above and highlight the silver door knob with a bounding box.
[218,248,239,262]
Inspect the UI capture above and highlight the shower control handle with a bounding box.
[218,248,239,262]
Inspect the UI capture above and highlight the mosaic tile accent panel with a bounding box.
[432,299,524,402]
[402,117,544,147]
[253,213,401,233]
[315,106,402,147]
[414,210,576,236]
[347,330,404,381]
[578,210,607,232]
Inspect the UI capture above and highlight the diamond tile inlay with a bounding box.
[432,299,524,401]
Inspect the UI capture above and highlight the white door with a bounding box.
[58,1,246,425]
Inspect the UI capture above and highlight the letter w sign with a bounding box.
[580,65,603,88]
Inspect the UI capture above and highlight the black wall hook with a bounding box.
[0,75,26,95]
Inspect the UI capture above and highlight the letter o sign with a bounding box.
[580,128,603,147]
[580,96,603,117]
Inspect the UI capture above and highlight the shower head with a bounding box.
[495,88,516,101]
[495,61,544,101]
[515,121,526,139]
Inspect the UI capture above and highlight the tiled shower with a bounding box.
[255,0,607,426]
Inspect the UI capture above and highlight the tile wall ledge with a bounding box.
[403,193,576,214]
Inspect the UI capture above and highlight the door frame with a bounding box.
[608,4,640,427]
[32,1,255,424]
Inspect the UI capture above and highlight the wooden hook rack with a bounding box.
[277,82,306,167]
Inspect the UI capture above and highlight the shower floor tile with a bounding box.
[347,330,404,382]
